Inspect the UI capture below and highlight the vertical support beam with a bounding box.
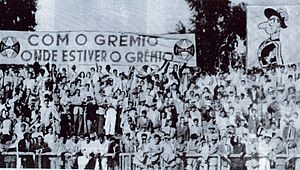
[217,155,221,170]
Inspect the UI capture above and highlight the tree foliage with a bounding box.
[0,0,37,31]
[185,0,246,73]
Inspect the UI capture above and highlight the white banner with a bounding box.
[247,5,300,68]
[0,31,196,67]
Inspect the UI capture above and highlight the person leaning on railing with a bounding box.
[30,135,52,168]
[218,135,232,170]
[147,133,163,169]
[160,134,177,169]
[174,134,187,170]
[245,133,259,170]
[17,132,35,168]
[133,133,150,169]
[0,134,17,168]
[107,137,120,170]
[230,136,246,170]
[186,133,202,170]
[64,134,79,169]
[270,136,287,170]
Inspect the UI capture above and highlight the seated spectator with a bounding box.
[31,135,51,168]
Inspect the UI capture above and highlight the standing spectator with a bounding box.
[85,96,97,134]
[245,134,259,170]
[208,134,220,170]
[230,136,246,170]
[219,136,232,170]
[147,134,163,169]
[258,133,273,170]
[107,137,120,170]
[174,134,187,170]
[176,117,189,141]
[134,133,150,169]
[31,135,51,168]
[186,133,201,170]
[65,134,79,169]
[282,119,297,142]
[18,132,35,168]
[161,134,177,169]
[0,134,17,168]
[71,89,85,135]
[77,134,96,169]
[94,134,109,170]
[136,110,151,131]
[271,136,287,170]
[120,133,136,170]
[49,136,66,169]
[104,105,117,136]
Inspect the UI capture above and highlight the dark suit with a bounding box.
[18,139,35,168]
[176,124,189,141]
[282,126,297,141]
[231,143,246,170]
[136,116,151,130]
[30,142,52,168]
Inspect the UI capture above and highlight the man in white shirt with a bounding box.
[65,135,79,169]
[78,134,96,169]
[104,105,117,136]
[258,133,273,170]
[94,135,109,170]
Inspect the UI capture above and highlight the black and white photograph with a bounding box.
[0,0,300,169]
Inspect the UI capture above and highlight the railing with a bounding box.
[0,152,298,169]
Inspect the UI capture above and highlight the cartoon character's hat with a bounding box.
[264,8,288,28]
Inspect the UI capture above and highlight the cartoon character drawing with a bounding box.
[257,8,288,67]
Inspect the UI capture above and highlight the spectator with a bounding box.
[271,136,287,170]
[147,134,163,169]
[230,136,246,170]
[18,132,35,168]
[186,133,201,170]
[30,135,51,168]
[1,62,300,169]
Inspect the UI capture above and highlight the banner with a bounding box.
[0,31,196,67]
[247,5,300,68]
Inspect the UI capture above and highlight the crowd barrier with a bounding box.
[0,152,298,169]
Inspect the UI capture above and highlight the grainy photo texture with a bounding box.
[0,0,299,170]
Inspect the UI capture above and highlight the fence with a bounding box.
[0,152,299,169]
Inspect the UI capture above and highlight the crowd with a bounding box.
[0,60,300,170]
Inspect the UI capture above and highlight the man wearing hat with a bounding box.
[258,8,289,67]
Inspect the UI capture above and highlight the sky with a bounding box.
[35,0,192,34]
[35,0,300,33]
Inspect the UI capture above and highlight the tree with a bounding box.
[185,0,246,73]
[0,0,37,31]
